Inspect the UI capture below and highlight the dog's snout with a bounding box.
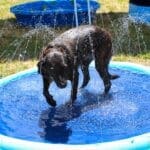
[55,76,67,88]
[37,60,45,74]
[59,82,67,88]
[37,62,41,74]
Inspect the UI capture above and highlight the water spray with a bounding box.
[72,0,93,103]
[87,0,92,25]
[74,0,79,27]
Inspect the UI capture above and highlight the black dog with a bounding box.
[37,25,119,107]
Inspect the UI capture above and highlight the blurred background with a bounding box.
[0,0,149,78]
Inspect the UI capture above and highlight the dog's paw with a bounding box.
[110,74,120,80]
[47,99,56,107]
[104,83,111,94]
[65,100,73,108]
[80,84,86,89]
[50,100,57,107]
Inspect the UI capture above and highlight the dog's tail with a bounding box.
[109,74,120,80]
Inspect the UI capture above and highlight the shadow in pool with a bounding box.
[39,90,113,144]
[39,108,72,143]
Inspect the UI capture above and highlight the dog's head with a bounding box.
[37,47,68,88]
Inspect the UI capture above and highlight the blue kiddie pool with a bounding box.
[10,0,100,27]
[129,0,150,25]
[0,62,150,150]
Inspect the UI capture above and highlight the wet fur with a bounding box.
[37,25,119,107]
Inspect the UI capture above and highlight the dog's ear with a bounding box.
[37,60,42,68]
[37,59,45,74]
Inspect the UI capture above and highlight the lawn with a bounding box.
[0,0,150,78]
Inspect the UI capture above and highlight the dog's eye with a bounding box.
[50,67,54,70]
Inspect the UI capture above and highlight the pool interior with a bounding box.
[0,67,150,144]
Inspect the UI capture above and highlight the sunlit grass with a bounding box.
[0,60,37,78]
[0,0,32,19]
[98,0,129,13]
[113,54,150,66]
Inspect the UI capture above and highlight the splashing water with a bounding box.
[87,0,92,25]
[74,0,79,27]
[0,26,56,61]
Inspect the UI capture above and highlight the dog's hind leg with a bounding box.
[70,69,79,104]
[95,51,111,94]
[70,54,79,104]
[104,50,120,80]
[109,74,120,80]
[80,61,91,88]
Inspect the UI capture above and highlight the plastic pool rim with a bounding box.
[0,61,150,150]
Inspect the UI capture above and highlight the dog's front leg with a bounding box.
[43,77,56,107]
[70,66,79,104]
[71,71,79,104]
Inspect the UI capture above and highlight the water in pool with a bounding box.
[0,67,150,144]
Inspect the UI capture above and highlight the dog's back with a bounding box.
[50,25,112,65]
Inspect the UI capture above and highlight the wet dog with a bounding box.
[37,25,119,107]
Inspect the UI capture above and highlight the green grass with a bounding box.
[0,0,150,78]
